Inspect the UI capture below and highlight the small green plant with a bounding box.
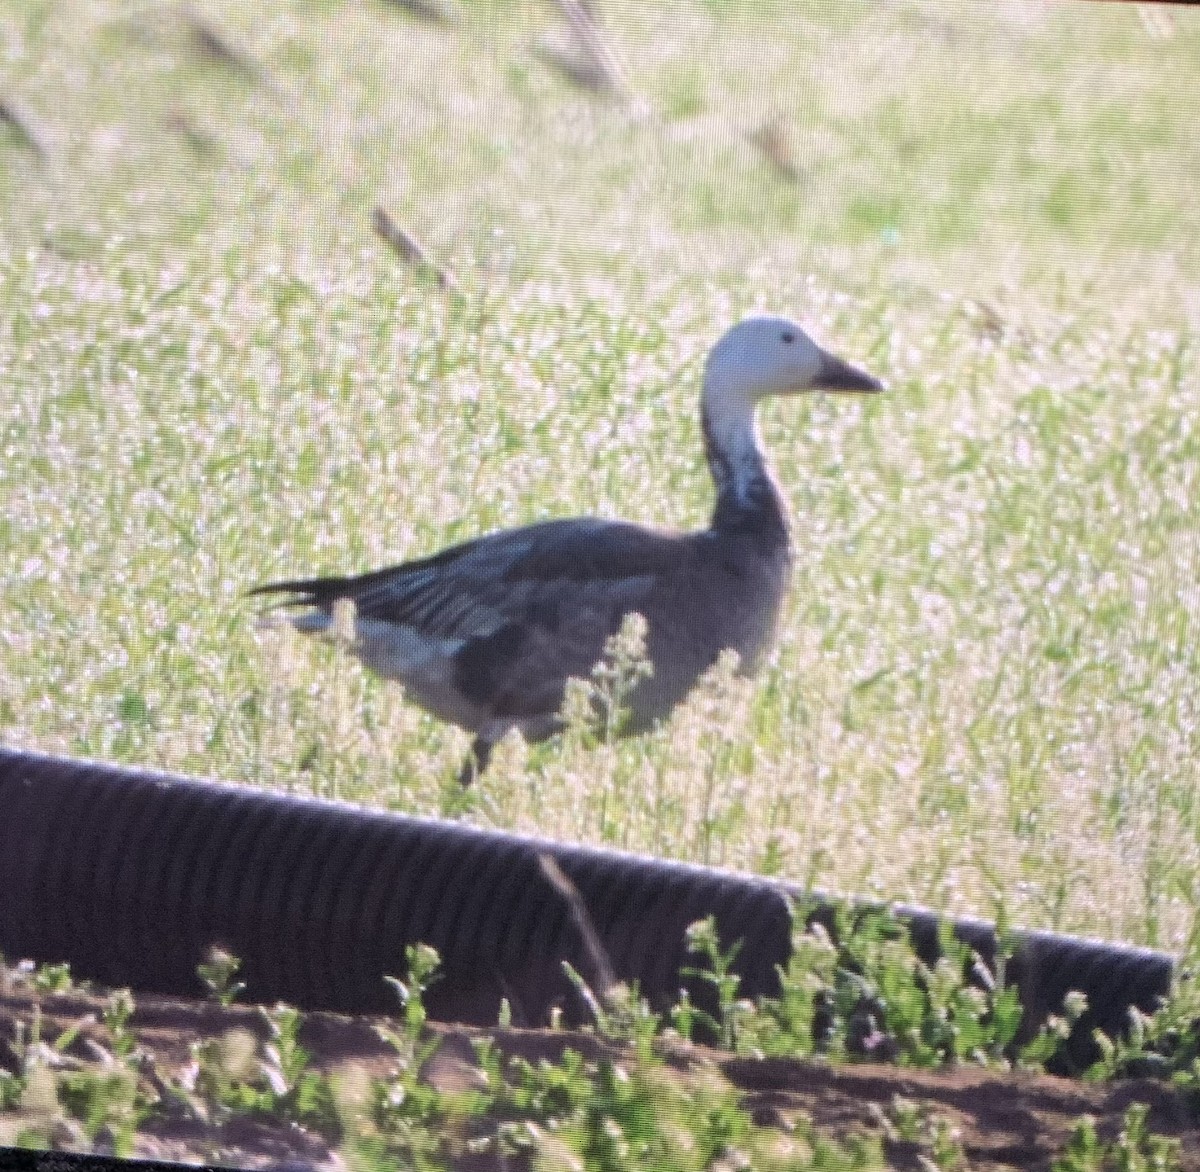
[680,915,754,1050]
[1056,1115,1106,1172]
[1053,1105,1181,1172]
[473,1038,884,1172]
[0,1071,21,1111]
[345,944,462,1172]
[560,962,662,1057]
[185,950,336,1131]
[103,990,138,1061]
[382,942,442,1047]
[2,1008,47,1113]
[591,612,655,744]
[1085,962,1200,1104]
[188,1028,271,1121]
[1019,990,1090,1071]
[559,612,655,752]
[197,948,246,1008]
[881,1096,966,1171]
[56,988,153,1155]
[57,1065,144,1157]
[186,1006,336,1135]
[260,1004,337,1131]
[0,989,154,1157]
[30,963,73,996]
[741,899,1076,1070]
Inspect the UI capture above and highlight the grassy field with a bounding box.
[2,0,1200,950]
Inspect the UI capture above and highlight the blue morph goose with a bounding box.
[252,316,884,784]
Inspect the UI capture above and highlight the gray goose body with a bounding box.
[253,315,882,783]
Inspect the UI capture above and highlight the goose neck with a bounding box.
[702,384,762,492]
[701,386,788,539]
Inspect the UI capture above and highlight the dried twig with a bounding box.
[179,3,282,95]
[538,854,618,999]
[750,117,801,183]
[542,0,631,99]
[381,0,460,23]
[371,206,459,293]
[164,106,221,158]
[965,299,1006,341]
[180,5,257,74]
[0,97,49,163]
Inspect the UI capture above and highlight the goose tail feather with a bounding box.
[245,575,352,609]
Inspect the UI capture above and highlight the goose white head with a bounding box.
[700,315,884,505]
[704,315,883,404]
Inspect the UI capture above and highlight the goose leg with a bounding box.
[457,715,562,786]
[457,734,495,788]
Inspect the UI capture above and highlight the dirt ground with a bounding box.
[2,983,1197,1171]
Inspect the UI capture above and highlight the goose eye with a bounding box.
[781,331,795,344]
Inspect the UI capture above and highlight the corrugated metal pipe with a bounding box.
[0,747,1174,1067]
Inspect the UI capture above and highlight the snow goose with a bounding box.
[252,315,883,784]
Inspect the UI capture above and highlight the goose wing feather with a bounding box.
[253,516,681,648]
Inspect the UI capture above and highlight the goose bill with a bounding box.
[814,351,883,393]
